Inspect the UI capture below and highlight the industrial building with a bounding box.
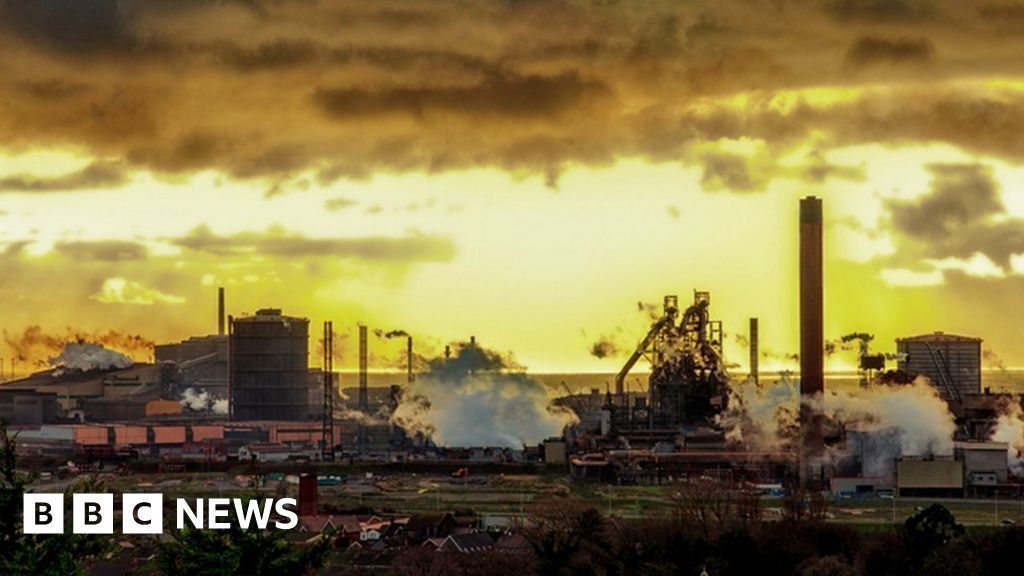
[229,308,318,421]
[609,291,730,433]
[155,335,228,399]
[897,457,964,497]
[0,390,61,425]
[0,362,163,417]
[896,332,982,401]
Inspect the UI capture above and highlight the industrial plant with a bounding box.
[1,197,1022,508]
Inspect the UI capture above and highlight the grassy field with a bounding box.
[32,470,1024,527]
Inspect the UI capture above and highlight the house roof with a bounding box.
[298,514,361,534]
[439,533,495,553]
[404,512,454,531]
[494,533,530,550]
[422,538,446,549]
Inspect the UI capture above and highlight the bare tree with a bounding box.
[670,478,736,540]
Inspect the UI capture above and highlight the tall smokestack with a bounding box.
[749,318,759,385]
[800,196,825,484]
[407,336,414,383]
[217,287,226,336]
[358,325,368,412]
[358,325,368,453]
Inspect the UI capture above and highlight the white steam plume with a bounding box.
[721,375,956,477]
[50,342,133,374]
[816,377,956,477]
[990,402,1024,475]
[180,387,228,415]
[719,373,799,451]
[391,342,577,447]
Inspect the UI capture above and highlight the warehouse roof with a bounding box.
[896,331,981,343]
[953,441,1009,451]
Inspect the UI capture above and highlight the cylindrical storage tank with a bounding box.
[230,309,312,421]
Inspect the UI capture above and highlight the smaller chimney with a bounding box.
[298,473,318,516]
[217,287,225,336]
[749,318,759,385]
[407,336,414,383]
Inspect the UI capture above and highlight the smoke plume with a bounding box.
[983,348,1007,373]
[589,336,619,359]
[817,378,956,477]
[991,402,1024,474]
[391,341,577,447]
[179,387,228,414]
[723,376,957,477]
[825,332,873,357]
[720,373,799,450]
[49,342,133,374]
[5,325,153,367]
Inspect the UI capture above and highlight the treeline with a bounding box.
[395,492,1024,576]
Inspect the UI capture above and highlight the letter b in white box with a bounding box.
[73,494,114,534]
[23,493,64,534]
[123,493,163,534]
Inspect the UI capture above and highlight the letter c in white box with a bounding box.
[123,493,163,534]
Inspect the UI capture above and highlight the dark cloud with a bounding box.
[53,240,149,261]
[822,0,937,22]
[0,162,129,193]
[844,36,934,68]
[0,0,128,53]
[699,152,764,192]
[217,39,320,71]
[800,150,866,183]
[325,197,359,211]
[885,163,1024,269]
[0,0,169,56]
[171,225,456,262]
[889,164,1002,241]
[314,70,609,120]
[0,0,1020,190]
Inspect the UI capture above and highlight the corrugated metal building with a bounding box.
[155,334,228,398]
[896,332,982,400]
[0,390,61,425]
[954,441,1009,486]
[230,309,315,421]
[896,457,964,496]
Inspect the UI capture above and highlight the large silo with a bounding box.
[230,308,313,421]
[896,332,982,401]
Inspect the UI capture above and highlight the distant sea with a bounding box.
[340,370,1024,396]
[532,371,1024,396]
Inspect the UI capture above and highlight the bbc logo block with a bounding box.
[23,494,64,534]
[25,493,163,535]
[23,493,297,534]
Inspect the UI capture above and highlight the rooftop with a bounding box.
[896,331,982,344]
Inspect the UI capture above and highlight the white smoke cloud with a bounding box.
[391,342,577,448]
[720,373,799,450]
[818,377,956,459]
[180,387,228,415]
[49,342,133,374]
[990,402,1024,475]
[721,375,957,477]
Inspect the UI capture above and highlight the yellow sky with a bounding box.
[4,137,1023,374]
[3,1,1024,374]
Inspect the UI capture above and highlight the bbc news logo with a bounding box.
[24,494,299,534]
